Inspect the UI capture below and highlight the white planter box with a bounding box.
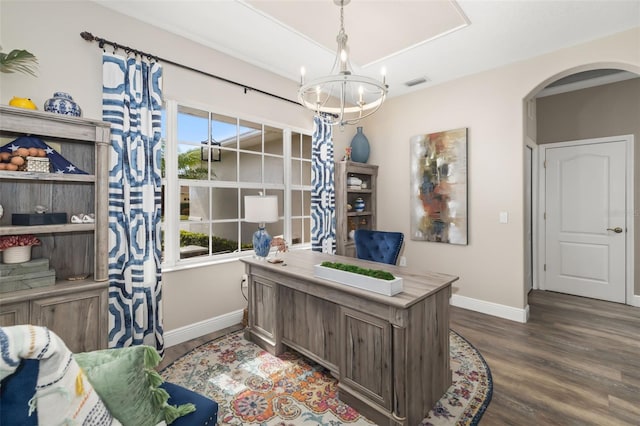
[313,264,403,296]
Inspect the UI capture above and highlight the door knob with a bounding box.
[606,227,623,233]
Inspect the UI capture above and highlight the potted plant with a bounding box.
[314,261,404,296]
[0,234,41,264]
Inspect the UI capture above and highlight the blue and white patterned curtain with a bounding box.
[311,116,336,253]
[102,52,164,352]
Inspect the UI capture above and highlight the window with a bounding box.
[161,100,312,266]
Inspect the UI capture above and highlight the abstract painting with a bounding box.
[410,128,468,245]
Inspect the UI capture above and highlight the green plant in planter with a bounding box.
[0,47,38,76]
[320,261,395,281]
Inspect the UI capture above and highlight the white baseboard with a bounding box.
[450,294,529,323]
[630,294,640,308]
[164,309,244,348]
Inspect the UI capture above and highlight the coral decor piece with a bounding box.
[0,234,41,251]
[269,236,288,254]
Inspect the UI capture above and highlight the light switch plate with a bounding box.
[499,211,509,224]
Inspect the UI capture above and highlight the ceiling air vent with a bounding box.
[404,77,429,87]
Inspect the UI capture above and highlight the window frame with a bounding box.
[162,99,313,270]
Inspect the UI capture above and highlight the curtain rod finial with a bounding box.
[80,31,95,41]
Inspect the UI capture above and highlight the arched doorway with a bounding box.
[523,64,639,308]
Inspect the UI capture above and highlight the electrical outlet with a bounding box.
[399,256,407,267]
[241,273,249,288]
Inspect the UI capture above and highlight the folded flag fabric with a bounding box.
[1,136,88,174]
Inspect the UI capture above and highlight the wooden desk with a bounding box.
[241,250,458,426]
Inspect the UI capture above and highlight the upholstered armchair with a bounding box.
[353,229,404,265]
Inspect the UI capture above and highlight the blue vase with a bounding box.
[252,226,272,259]
[350,127,370,163]
[354,197,365,212]
[44,92,82,117]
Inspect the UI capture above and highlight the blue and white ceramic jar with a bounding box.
[354,197,365,212]
[44,92,82,117]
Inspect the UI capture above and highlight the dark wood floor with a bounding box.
[452,290,640,425]
[158,290,640,425]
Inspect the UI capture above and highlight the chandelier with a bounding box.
[297,0,388,127]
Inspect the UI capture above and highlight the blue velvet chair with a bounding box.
[354,229,404,265]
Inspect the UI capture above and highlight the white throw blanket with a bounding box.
[0,325,121,426]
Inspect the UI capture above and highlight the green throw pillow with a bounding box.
[74,346,195,426]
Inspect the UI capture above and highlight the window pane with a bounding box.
[265,156,283,184]
[178,106,208,143]
[241,220,256,251]
[187,186,211,220]
[301,160,311,184]
[291,218,302,245]
[291,132,302,158]
[179,185,190,217]
[265,126,283,156]
[182,220,209,236]
[239,151,262,182]
[178,143,209,180]
[292,190,302,216]
[212,222,240,255]
[291,159,301,185]
[303,217,310,243]
[239,120,262,153]
[179,215,210,260]
[214,149,238,182]
[302,134,312,158]
[303,190,311,216]
[212,113,238,150]
[212,188,238,220]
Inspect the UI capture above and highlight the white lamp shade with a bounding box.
[244,195,278,223]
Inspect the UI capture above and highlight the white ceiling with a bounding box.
[93,0,640,100]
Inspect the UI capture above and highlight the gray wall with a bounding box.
[536,77,640,295]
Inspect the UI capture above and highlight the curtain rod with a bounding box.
[80,31,301,107]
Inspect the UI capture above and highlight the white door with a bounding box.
[545,139,627,303]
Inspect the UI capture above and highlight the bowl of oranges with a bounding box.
[0,147,49,172]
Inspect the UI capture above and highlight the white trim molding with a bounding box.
[164,309,244,348]
[630,295,640,308]
[451,294,530,323]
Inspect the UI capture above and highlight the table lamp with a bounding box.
[244,195,279,259]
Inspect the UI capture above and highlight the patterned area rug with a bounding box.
[161,330,492,425]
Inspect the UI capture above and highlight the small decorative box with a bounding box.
[12,213,67,226]
[14,156,50,173]
[23,156,50,173]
